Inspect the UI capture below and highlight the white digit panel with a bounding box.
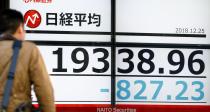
[116,0,210,44]
[116,47,210,77]
[116,77,210,105]
[116,47,210,105]
[26,34,111,42]
[10,0,111,32]
[32,76,111,104]
[38,46,111,75]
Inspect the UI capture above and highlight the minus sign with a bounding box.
[100,89,109,93]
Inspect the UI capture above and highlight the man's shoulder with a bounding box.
[22,41,37,49]
[0,40,37,49]
[21,41,40,54]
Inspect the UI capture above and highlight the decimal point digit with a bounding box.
[159,68,164,74]
[167,95,172,100]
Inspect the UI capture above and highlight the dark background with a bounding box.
[0,0,9,12]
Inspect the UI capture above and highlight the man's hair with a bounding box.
[0,9,24,34]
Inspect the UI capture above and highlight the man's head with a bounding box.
[0,9,25,40]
